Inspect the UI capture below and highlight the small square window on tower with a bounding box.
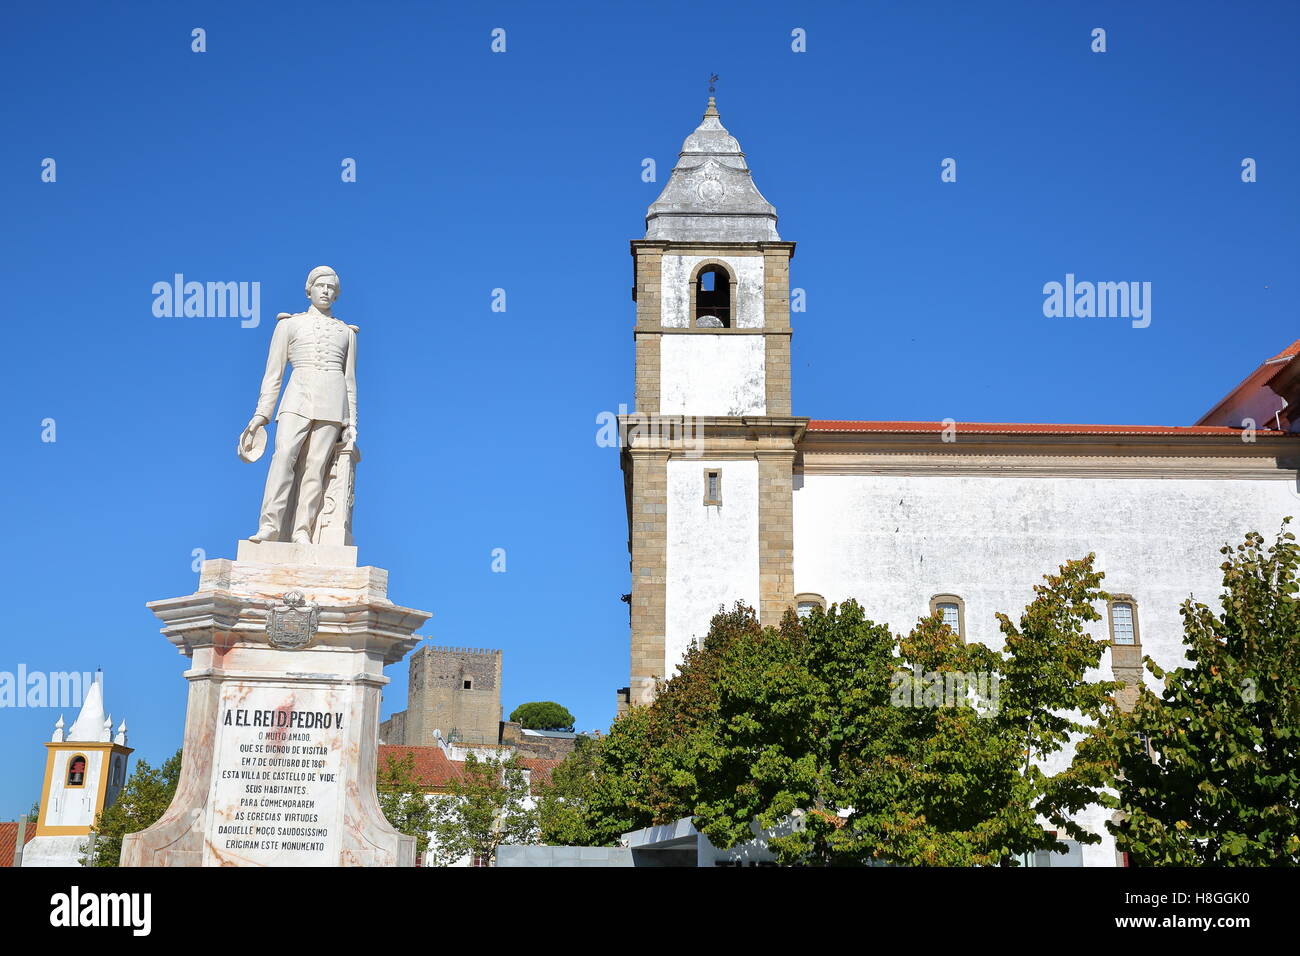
[463,679,473,690]
[703,468,722,506]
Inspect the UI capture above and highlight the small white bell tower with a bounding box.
[23,674,132,867]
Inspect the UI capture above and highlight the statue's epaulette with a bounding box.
[347,324,359,333]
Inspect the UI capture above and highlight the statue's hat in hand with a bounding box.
[237,426,267,463]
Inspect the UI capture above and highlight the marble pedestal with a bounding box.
[121,541,429,867]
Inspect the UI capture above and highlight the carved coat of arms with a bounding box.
[268,590,320,649]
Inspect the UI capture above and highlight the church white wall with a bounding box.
[660,334,765,416]
[792,471,1299,865]
[21,835,90,868]
[793,473,1296,661]
[46,749,104,828]
[660,254,764,329]
[666,458,760,674]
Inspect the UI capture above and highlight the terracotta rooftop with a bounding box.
[1268,337,1300,362]
[806,420,1289,437]
[0,821,36,867]
[379,745,463,790]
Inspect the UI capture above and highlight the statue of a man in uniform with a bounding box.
[239,266,358,544]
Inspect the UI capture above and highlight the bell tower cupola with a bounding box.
[631,97,795,417]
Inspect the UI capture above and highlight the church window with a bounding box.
[928,595,966,640]
[67,755,87,788]
[463,680,472,690]
[1109,600,1139,645]
[795,593,826,618]
[1030,833,1084,867]
[703,468,722,505]
[692,263,733,328]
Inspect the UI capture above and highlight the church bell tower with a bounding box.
[23,675,132,867]
[621,97,806,707]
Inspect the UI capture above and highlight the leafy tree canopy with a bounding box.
[1087,524,1300,865]
[83,748,182,867]
[544,556,1123,866]
[509,701,575,732]
[376,750,436,859]
[427,752,538,866]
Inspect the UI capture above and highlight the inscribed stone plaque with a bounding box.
[203,683,345,866]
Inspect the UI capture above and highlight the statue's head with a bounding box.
[305,266,340,311]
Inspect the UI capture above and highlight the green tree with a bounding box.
[1094,525,1300,865]
[835,608,1017,866]
[82,749,182,867]
[537,736,600,845]
[537,703,662,846]
[509,701,575,732]
[985,554,1121,863]
[376,750,435,860]
[427,752,538,866]
[550,556,1122,866]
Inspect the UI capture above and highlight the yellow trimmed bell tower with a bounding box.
[23,675,132,867]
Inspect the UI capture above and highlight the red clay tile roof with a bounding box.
[378,745,563,793]
[1268,338,1300,362]
[0,821,37,867]
[1198,337,1300,425]
[805,420,1288,437]
[379,745,463,790]
[518,757,564,789]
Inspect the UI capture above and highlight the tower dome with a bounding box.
[645,97,780,242]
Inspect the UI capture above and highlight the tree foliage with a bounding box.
[427,752,538,866]
[1089,525,1300,865]
[376,750,435,859]
[509,701,575,732]
[546,556,1123,865]
[538,704,658,847]
[83,748,182,867]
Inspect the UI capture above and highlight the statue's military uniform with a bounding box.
[253,307,358,542]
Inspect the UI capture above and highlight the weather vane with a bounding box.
[709,73,718,95]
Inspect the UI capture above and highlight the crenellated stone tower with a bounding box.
[380,645,503,746]
[621,97,807,707]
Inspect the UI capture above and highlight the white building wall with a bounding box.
[660,254,764,329]
[660,334,765,416]
[47,749,104,828]
[792,471,1299,865]
[666,459,760,675]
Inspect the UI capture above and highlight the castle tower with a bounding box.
[381,645,503,746]
[621,98,807,707]
[23,675,132,867]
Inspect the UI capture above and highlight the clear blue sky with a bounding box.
[1,1,1296,816]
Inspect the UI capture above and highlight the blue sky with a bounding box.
[1,0,1296,816]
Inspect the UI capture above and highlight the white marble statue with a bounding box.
[239,266,358,544]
